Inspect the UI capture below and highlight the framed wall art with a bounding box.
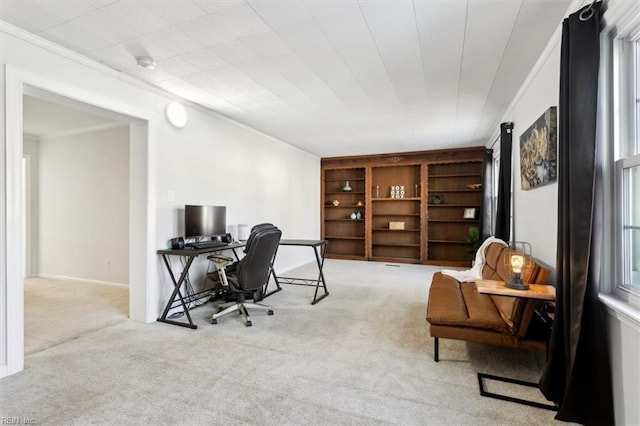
[520,106,557,190]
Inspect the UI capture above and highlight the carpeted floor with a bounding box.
[24,277,129,355]
[2,260,559,425]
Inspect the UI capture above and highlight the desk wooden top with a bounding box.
[157,242,244,257]
[475,279,556,301]
[279,239,327,246]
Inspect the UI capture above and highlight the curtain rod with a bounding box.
[488,122,513,149]
[489,134,500,149]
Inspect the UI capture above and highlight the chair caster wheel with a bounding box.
[268,310,274,315]
[211,318,217,324]
[245,320,252,327]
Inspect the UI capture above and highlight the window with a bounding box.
[620,155,640,292]
[614,36,640,305]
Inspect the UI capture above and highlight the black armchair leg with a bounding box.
[434,337,439,362]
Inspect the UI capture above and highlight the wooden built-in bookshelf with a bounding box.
[321,147,486,266]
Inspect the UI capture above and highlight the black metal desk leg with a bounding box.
[157,254,198,329]
[263,246,282,299]
[311,242,329,305]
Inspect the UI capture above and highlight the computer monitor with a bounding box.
[184,205,226,239]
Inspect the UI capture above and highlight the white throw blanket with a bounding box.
[441,236,508,282]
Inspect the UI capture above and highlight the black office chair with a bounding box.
[208,225,281,327]
[207,223,276,282]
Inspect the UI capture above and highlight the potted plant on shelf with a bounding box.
[462,226,481,260]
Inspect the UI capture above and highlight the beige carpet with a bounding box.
[3,260,560,425]
[24,277,129,354]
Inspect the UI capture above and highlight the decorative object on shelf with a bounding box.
[520,106,557,190]
[356,211,362,220]
[389,221,405,230]
[504,241,532,290]
[356,200,363,206]
[414,184,420,197]
[466,183,482,190]
[429,194,444,204]
[343,181,352,192]
[350,212,357,220]
[332,200,340,206]
[463,208,476,219]
[389,185,405,198]
[375,185,380,198]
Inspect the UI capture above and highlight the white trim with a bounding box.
[5,66,26,377]
[600,294,640,333]
[606,1,640,41]
[39,122,128,141]
[22,155,30,278]
[2,65,156,378]
[37,273,128,289]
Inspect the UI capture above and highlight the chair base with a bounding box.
[211,301,273,327]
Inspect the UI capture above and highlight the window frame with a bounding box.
[615,154,640,306]
[611,26,640,309]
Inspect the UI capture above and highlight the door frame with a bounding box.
[3,65,158,377]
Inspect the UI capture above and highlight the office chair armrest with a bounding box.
[207,254,234,264]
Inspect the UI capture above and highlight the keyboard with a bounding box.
[186,241,227,249]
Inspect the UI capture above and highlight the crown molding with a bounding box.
[39,121,128,141]
[23,133,39,141]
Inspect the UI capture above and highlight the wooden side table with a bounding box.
[475,279,555,300]
[474,279,558,411]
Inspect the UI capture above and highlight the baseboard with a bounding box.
[37,273,128,288]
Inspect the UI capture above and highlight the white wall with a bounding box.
[154,103,322,305]
[489,3,640,423]
[507,43,560,275]
[38,126,130,285]
[1,26,321,376]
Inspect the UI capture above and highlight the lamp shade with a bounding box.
[504,242,532,290]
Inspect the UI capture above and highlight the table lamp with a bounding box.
[505,242,531,290]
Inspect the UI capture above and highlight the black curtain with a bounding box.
[494,122,513,241]
[481,148,494,240]
[539,3,614,425]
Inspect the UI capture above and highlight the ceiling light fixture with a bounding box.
[135,56,156,70]
[166,102,187,128]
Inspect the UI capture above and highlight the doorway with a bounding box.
[3,67,156,377]
[22,94,131,353]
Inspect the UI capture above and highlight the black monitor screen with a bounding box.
[184,205,226,239]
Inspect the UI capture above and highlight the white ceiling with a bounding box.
[1,0,573,157]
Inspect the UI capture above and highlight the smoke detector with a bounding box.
[135,56,156,70]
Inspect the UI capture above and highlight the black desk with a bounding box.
[157,242,244,329]
[264,239,329,305]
